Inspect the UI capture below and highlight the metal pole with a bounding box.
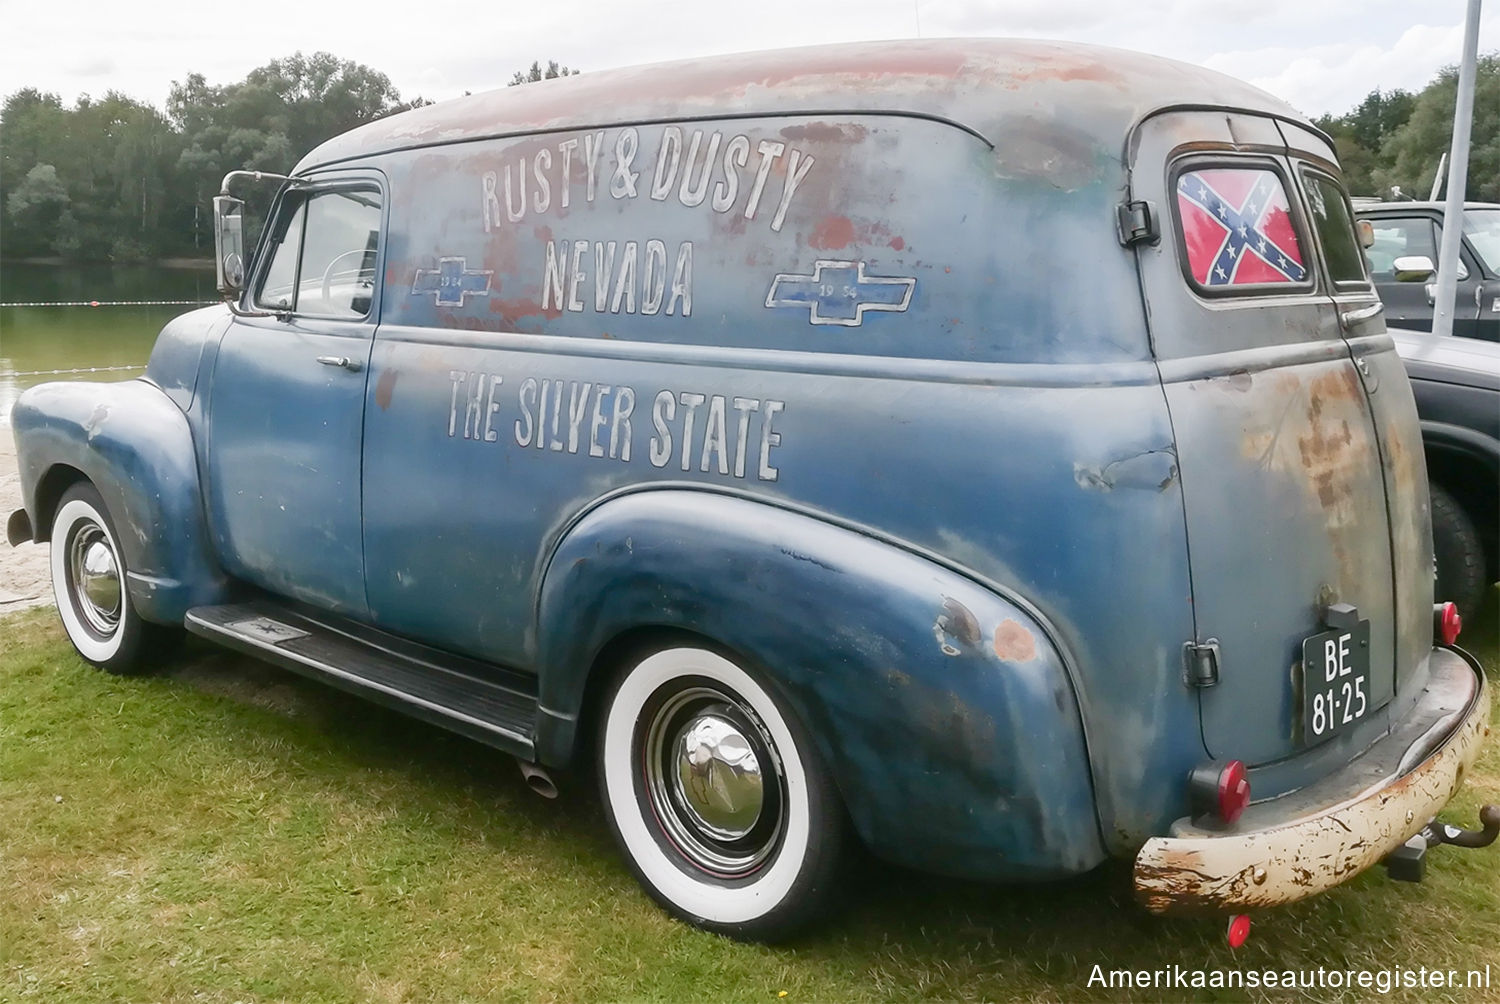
[1432,0,1481,339]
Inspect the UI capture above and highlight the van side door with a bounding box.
[204,174,384,617]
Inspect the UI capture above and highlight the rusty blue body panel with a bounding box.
[8,39,1462,886]
[10,379,231,622]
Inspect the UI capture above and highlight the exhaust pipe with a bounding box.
[518,760,558,799]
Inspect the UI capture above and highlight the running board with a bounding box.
[185,602,537,757]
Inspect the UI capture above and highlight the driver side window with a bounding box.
[254,188,382,319]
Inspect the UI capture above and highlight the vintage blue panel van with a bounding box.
[8,39,1495,940]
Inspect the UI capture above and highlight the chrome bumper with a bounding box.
[1135,647,1491,913]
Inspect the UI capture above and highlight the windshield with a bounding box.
[1464,209,1500,273]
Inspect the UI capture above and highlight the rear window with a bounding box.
[1175,166,1309,293]
[1303,173,1368,286]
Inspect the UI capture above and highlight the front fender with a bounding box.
[536,489,1106,880]
[12,379,231,624]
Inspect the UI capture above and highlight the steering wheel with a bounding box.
[321,248,373,310]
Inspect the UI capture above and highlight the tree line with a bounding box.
[1315,54,1498,203]
[1,51,1494,263]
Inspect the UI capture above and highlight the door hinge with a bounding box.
[1184,639,1221,688]
[1117,200,1159,247]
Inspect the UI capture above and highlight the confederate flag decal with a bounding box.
[1177,168,1307,287]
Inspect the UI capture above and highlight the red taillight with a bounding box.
[1217,760,1250,824]
[1435,602,1462,646]
[1226,914,1252,948]
[1190,758,1251,824]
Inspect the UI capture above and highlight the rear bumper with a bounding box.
[1135,646,1490,913]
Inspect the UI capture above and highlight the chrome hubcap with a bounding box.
[69,523,120,637]
[674,713,763,839]
[643,686,784,876]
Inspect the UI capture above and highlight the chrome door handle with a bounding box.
[1339,302,1383,327]
[316,355,361,371]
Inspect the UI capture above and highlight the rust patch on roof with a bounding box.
[780,122,868,143]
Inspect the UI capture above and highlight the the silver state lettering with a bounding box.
[447,366,465,432]
[677,392,706,472]
[700,394,729,474]
[758,400,785,481]
[566,382,593,453]
[463,371,485,440]
[610,387,635,461]
[731,397,760,478]
[483,374,504,442]
[649,390,676,468]
[548,378,565,451]
[514,377,538,446]
[588,384,611,458]
[534,379,550,450]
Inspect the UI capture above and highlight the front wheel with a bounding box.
[597,646,847,940]
[49,482,175,674]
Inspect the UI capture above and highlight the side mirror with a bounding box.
[214,195,247,297]
[1393,255,1436,282]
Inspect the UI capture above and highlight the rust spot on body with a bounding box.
[809,215,856,249]
[374,368,398,411]
[993,619,1037,662]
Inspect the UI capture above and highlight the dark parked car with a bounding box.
[1391,327,1500,618]
[1357,201,1500,342]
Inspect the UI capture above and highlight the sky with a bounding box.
[0,0,1495,121]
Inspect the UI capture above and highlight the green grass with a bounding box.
[1,596,1496,1004]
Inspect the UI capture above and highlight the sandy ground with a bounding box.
[0,426,53,612]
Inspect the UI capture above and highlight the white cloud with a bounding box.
[1205,18,1498,116]
[0,0,1494,117]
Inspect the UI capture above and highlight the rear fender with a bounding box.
[12,380,231,623]
[535,489,1106,879]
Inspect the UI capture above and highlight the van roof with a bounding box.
[294,38,1306,174]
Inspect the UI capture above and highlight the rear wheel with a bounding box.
[597,646,846,941]
[1431,483,1487,621]
[49,483,175,674]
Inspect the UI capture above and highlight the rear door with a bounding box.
[1129,111,1398,766]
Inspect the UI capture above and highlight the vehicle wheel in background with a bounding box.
[49,482,177,674]
[597,645,847,941]
[1431,483,1488,622]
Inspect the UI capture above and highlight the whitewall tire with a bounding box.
[598,646,846,940]
[49,483,172,674]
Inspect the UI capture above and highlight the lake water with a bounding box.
[0,264,218,422]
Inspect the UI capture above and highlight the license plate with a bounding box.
[1301,621,1372,745]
